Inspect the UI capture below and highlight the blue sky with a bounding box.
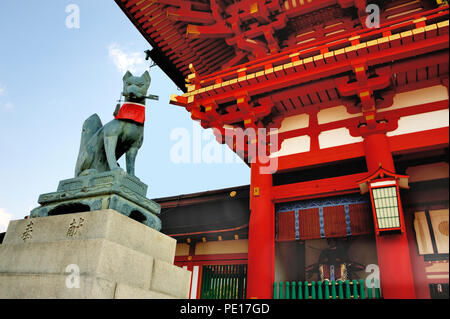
[0,0,250,230]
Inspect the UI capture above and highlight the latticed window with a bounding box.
[371,186,400,229]
[200,264,247,299]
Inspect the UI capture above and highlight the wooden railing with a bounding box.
[201,264,247,299]
[274,279,381,299]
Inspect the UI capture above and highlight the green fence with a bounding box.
[201,264,247,299]
[273,279,381,299]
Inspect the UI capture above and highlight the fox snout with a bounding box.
[125,86,144,98]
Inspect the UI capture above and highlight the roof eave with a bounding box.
[114,0,187,92]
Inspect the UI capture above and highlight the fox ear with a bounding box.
[141,71,151,84]
[123,71,133,81]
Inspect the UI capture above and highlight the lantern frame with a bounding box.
[358,167,409,235]
[368,179,404,234]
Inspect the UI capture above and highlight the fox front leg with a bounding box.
[126,135,142,176]
[126,147,139,176]
[104,135,121,171]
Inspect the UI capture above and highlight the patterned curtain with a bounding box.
[276,211,296,241]
[323,205,348,238]
[349,202,374,235]
[299,208,321,240]
[276,195,373,241]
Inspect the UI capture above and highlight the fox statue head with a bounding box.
[122,71,151,104]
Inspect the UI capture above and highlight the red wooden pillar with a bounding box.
[363,131,417,299]
[246,160,274,299]
[404,212,431,299]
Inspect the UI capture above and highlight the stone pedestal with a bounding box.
[30,170,162,230]
[0,209,191,299]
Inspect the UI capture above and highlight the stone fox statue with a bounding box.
[75,71,151,177]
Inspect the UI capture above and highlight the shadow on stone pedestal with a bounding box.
[0,209,191,299]
[30,170,161,231]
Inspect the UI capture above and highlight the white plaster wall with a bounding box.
[318,127,363,149]
[380,85,449,114]
[277,113,310,133]
[270,135,310,157]
[387,109,449,137]
[190,266,200,299]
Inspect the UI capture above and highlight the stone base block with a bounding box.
[3,209,176,263]
[0,238,154,290]
[151,259,192,299]
[0,210,191,299]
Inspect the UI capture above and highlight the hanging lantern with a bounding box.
[358,167,409,234]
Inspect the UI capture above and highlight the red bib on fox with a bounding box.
[114,102,145,124]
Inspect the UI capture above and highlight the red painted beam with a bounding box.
[166,7,215,25]
[276,142,366,173]
[175,254,248,264]
[273,172,368,203]
[390,127,449,156]
[135,5,159,20]
[187,22,233,39]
